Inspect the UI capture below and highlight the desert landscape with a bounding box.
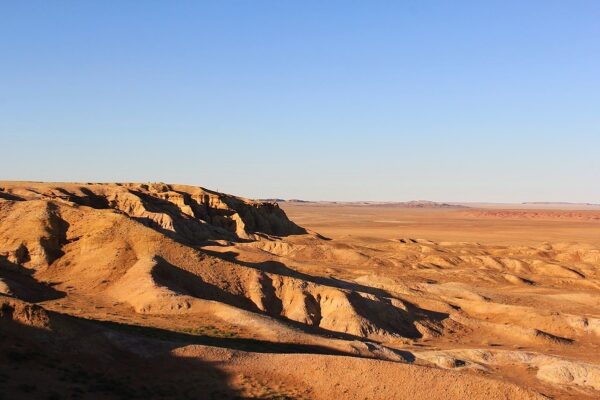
[1,181,599,399]
[3,1,598,398]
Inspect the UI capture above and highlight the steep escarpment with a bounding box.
[0,182,305,243]
[0,182,447,341]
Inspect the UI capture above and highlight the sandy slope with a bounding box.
[1,182,599,399]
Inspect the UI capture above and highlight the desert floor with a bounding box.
[280,203,600,399]
[282,204,600,245]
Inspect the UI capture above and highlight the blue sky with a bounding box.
[1,1,599,202]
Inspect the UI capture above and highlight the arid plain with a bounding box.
[1,182,600,399]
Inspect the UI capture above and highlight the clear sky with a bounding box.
[1,1,599,202]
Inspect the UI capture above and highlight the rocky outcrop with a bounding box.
[0,184,449,340]
[0,182,305,243]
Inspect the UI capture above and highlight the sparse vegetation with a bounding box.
[179,324,239,338]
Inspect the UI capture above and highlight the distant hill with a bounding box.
[269,199,469,208]
[374,200,469,208]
